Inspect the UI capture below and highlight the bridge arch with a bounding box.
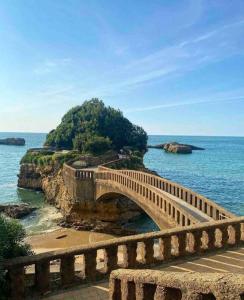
[96,180,175,230]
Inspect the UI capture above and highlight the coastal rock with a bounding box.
[0,203,36,219]
[58,218,137,236]
[164,142,192,154]
[148,142,205,153]
[0,138,25,146]
[18,154,143,228]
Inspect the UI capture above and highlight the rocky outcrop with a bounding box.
[58,219,137,236]
[0,203,36,219]
[164,143,192,154]
[18,155,143,233]
[0,138,25,146]
[148,142,205,153]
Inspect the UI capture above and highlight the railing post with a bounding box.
[206,229,216,251]
[7,266,25,300]
[160,236,171,260]
[84,250,97,281]
[105,246,118,273]
[144,239,155,265]
[233,223,241,244]
[124,243,137,268]
[60,255,75,287]
[192,231,202,253]
[35,260,50,294]
[221,225,229,247]
[177,232,187,256]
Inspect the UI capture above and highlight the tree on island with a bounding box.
[45,99,148,154]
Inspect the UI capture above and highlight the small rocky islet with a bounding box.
[17,99,148,235]
[148,142,205,154]
[0,137,25,146]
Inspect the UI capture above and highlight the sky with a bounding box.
[0,0,244,136]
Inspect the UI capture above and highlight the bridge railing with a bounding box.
[110,269,244,300]
[4,217,244,299]
[110,168,235,221]
[96,169,199,227]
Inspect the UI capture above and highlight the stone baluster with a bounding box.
[104,246,118,273]
[233,223,241,244]
[124,242,137,268]
[192,230,202,253]
[220,225,229,247]
[206,229,216,250]
[120,280,136,300]
[110,278,122,300]
[135,282,156,300]
[177,232,187,256]
[60,255,75,287]
[84,250,97,281]
[160,236,171,260]
[35,260,50,294]
[7,266,25,300]
[143,239,155,265]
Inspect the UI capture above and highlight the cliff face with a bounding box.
[18,163,142,224]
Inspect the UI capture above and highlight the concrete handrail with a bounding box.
[98,166,235,221]
[110,269,244,300]
[4,217,244,299]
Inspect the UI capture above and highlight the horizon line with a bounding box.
[0,131,243,138]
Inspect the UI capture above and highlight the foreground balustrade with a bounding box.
[4,217,244,299]
[109,269,244,300]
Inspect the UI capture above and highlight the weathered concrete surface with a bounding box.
[41,247,244,300]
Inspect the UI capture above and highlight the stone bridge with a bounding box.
[3,163,244,299]
[63,163,235,229]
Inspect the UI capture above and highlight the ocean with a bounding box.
[0,133,243,233]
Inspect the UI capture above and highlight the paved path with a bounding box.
[43,247,244,300]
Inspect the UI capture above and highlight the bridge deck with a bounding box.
[42,247,244,300]
[159,188,213,223]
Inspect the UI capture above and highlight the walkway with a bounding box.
[43,246,244,300]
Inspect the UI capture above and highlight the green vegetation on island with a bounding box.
[45,98,148,153]
[20,99,148,170]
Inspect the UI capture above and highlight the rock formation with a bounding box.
[0,138,25,146]
[148,142,204,153]
[18,155,143,233]
[0,203,36,219]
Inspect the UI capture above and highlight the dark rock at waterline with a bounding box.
[0,138,25,146]
[0,203,36,219]
[58,219,138,236]
[148,142,205,153]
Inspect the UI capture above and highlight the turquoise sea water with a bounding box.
[0,133,243,233]
[0,132,62,234]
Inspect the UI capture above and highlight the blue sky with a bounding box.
[0,0,244,135]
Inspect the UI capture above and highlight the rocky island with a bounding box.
[0,137,25,146]
[18,99,148,235]
[148,142,205,154]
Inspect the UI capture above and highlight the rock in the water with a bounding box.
[0,138,25,146]
[148,142,204,153]
[0,203,36,219]
[164,142,192,154]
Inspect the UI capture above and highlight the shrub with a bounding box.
[82,135,112,155]
[0,215,32,298]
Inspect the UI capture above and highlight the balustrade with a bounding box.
[110,269,244,300]
[3,217,244,299]
[114,168,235,221]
